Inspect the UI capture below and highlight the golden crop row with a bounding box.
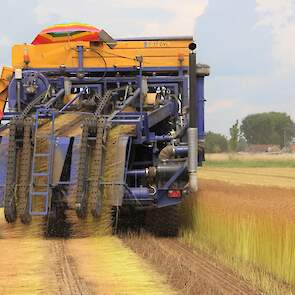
[182,178,295,293]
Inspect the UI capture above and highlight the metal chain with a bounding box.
[4,119,18,223]
[94,89,113,117]
[75,118,90,218]
[75,86,119,218]
[17,118,33,224]
[20,88,49,118]
[94,86,126,118]
[89,117,105,217]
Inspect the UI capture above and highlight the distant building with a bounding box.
[290,144,295,153]
[246,144,281,153]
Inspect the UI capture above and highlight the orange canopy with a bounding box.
[32,23,101,45]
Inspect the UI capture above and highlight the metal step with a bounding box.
[35,135,52,139]
[30,192,49,196]
[30,210,48,216]
[34,153,50,157]
[32,172,49,177]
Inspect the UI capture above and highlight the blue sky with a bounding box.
[0,0,294,135]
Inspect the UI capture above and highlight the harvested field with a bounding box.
[199,167,295,188]
[205,153,295,168]
[0,206,263,294]
[206,153,295,161]
[2,150,295,294]
[0,209,175,295]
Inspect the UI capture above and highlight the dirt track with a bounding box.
[0,210,173,295]
[0,226,261,294]
[49,240,93,295]
[124,235,261,295]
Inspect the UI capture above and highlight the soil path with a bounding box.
[0,207,174,294]
[48,240,94,295]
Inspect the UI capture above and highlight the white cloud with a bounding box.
[0,35,13,66]
[256,0,295,71]
[0,35,13,48]
[140,0,208,35]
[207,98,234,114]
[34,0,208,37]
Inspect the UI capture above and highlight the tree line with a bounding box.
[206,112,295,153]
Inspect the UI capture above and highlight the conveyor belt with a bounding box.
[18,118,33,224]
[4,119,17,223]
[2,99,135,235]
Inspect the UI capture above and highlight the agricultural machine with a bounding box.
[0,23,209,235]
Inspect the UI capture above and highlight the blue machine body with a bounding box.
[0,54,209,214]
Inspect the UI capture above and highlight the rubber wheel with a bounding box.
[146,205,180,237]
[113,208,146,234]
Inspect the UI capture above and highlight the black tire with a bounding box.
[146,205,180,237]
[112,207,146,234]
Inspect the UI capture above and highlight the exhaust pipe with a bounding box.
[188,43,198,192]
[188,128,198,192]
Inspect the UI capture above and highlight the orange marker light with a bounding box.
[23,47,30,66]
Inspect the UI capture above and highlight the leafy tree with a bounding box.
[237,136,248,152]
[229,120,239,152]
[240,112,295,147]
[205,131,228,153]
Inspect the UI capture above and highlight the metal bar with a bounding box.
[163,166,186,190]
[30,66,189,74]
[157,164,187,176]
[189,48,197,128]
[77,45,84,70]
[127,169,147,177]
[174,146,188,157]
[16,80,21,112]
[147,102,174,128]
[107,88,141,122]
[44,89,65,108]
[124,138,132,182]
[59,89,85,113]
[188,43,199,192]
[70,76,186,84]
[115,36,193,41]
[127,188,153,199]
[153,135,173,142]
[188,127,198,192]
[197,76,205,140]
